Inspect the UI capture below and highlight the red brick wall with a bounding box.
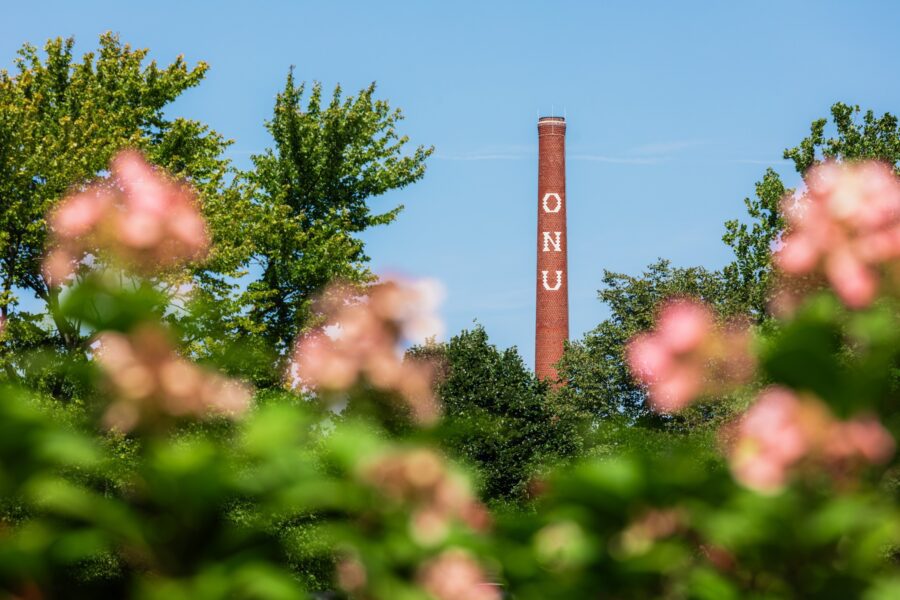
[535,117,569,382]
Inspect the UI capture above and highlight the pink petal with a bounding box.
[656,300,712,354]
[648,366,702,413]
[824,250,878,308]
[626,334,672,383]
[776,233,820,274]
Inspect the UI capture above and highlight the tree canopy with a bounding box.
[245,70,433,357]
[0,33,238,358]
[0,38,433,392]
[412,327,581,502]
[562,103,900,425]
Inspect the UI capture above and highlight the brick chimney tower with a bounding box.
[535,116,569,382]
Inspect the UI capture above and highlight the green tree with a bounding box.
[557,260,728,424]
[722,103,900,320]
[563,103,900,426]
[720,169,787,319]
[246,70,433,358]
[0,34,244,358]
[414,327,580,502]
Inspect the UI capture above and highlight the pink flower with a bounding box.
[118,211,163,249]
[360,449,490,548]
[42,250,78,286]
[417,549,500,600]
[626,299,754,413]
[626,334,672,380]
[618,508,685,556]
[44,150,209,282]
[336,555,367,594]
[656,300,713,353]
[826,417,895,465]
[776,230,819,273]
[729,388,822,493]
[848,418,895,463]
[727,387,895,493]
[50,189,111,238]
[294,330,359,390]
[291,279,444,425]
[648,364,703,413]
[95,325,252,431]
[823,248,878,308]
[775,161,900,308]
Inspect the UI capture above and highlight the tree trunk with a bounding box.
[47,285,81,351]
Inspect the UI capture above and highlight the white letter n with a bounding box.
[542,270,563,291]
[542,231,561,252]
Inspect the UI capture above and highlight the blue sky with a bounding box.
[2,1,899,365]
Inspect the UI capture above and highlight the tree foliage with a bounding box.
[0,33,240,359]
[245,70,433,357]
[720,169,786,319]
[0,39,433,393]
[563,103,900,426]
[6,157,900,597]
[411,327,580,502]
[722,103,900,320]
[784,103,900,174]
[558,260,728,423]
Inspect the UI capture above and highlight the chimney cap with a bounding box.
[538,116,565,123]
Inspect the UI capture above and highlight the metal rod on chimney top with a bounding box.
[535,115,569,384]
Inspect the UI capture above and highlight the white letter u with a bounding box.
[542,270,563,291]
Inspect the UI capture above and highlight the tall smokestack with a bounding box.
[535,116,569,382]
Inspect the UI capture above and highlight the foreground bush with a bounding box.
[2,151,900,599]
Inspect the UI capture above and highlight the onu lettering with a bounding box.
[542,192,562,213]
[541,270,563,291]
[539,191,564,291]
[542,231,561,252]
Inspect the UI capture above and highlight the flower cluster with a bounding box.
[617,507,685,557]
[359,448,490,546]
[45,150,209,284]
[626,299,754,413]
[335,554,368,596]
[417,549,501,600]
[292,279,444,424]
[776,161,900,308]
[727,387,894,493]
[95,325,252,431]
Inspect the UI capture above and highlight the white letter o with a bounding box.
[542,192,562,213]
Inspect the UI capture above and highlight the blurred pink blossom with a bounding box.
[656,300,712,353]
[95,325,251,431]
[336,555,367,594]
[45,150,209,283]
[291,279,443,424]
[360,448,490,548]
[727,386,894,493]
[775,161,900,308]
[618,507,685,556]
[824,416,896,465]
[626,299,754,413]
[417,549,500,600]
